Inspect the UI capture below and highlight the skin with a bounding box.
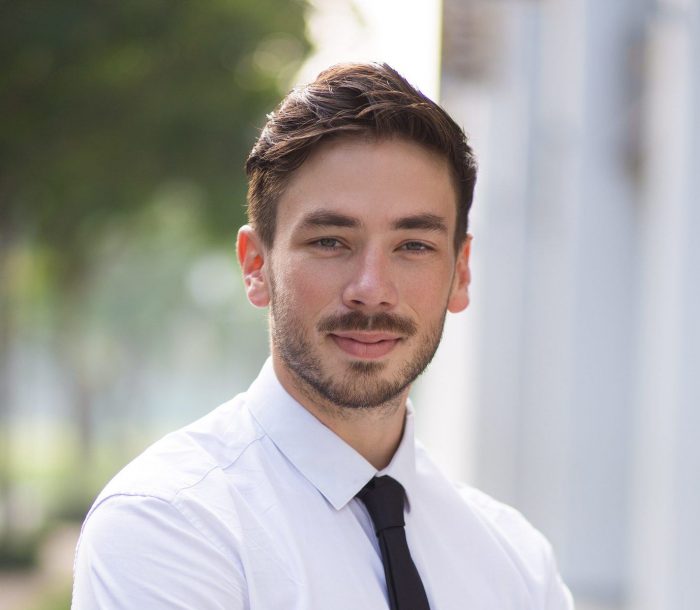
[238,136,472,469]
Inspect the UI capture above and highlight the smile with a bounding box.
[329,332,402,359]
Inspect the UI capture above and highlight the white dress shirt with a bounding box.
[72,359,574,609]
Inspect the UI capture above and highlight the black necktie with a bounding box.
[357,476,431,610]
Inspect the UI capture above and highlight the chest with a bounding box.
[231,487,534,610]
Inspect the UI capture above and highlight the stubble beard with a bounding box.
[269,274,447,411]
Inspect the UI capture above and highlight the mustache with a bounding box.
[317,311,417,336]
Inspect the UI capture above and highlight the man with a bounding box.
[72,63,574,609]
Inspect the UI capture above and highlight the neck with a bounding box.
[272,358,409,470]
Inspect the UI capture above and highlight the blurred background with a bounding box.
[1,1,698,609]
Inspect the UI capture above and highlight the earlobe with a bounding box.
[237,225,270,308]
[447,234,472,313]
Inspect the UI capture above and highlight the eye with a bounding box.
[400,241,433,253]
[313,237,343,249]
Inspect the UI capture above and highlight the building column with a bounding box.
[630,2,700,609]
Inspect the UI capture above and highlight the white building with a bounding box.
[305,1,700,608]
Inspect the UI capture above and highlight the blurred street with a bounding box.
[0,525,78,610]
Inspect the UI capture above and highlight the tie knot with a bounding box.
[357,475,406,533]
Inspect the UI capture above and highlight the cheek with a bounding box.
[400,265,453,310]
[275,261,339,312]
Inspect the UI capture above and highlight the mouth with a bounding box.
[328,332,402,359]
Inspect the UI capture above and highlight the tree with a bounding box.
[0,0,309,549]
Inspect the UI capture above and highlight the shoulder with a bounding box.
[92,395,263,505]
[78,394,266,563]
[454,483,574,609]
[455,483,553,566]
[73,494,247,608]
[414,446,574,608]
[414,444,552,564]
[72,397,260,608]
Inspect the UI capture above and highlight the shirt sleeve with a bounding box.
[456,483,575,609]
[544,547,575,610]
[72,494,248,610]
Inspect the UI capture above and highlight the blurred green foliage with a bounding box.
[0,530,41,568]
[0,0,310,569]
[27,584,72,610]
[1,0,309,278]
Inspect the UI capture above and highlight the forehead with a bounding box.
[275,136,458,232]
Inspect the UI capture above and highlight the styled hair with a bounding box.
[245,62,477,250]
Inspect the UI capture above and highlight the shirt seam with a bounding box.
[84,490,241,570]
[171,428,266,498]
[164,430,267,561]
[80,423,267,562]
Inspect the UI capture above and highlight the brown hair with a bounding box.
[245,62,477,250]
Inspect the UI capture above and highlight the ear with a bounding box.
[236,225,270,308]
[447,234,472,313]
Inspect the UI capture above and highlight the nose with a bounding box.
[341,247,398,311]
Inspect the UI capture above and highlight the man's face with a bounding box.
[240,136,471,410]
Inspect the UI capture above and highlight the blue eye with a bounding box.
[315,238,341,249]
[401,241,431,252]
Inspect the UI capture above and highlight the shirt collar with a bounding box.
[245,358,417,511]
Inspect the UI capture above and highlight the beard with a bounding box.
[269,275,447,410]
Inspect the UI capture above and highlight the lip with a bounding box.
[329,332,402,359]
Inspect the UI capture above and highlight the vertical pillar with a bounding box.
[439,1,648,606]
[630,1,700,609]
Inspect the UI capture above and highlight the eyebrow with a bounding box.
[297,209,448,234]
[392,213,448,234]
[298,210,361,230]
